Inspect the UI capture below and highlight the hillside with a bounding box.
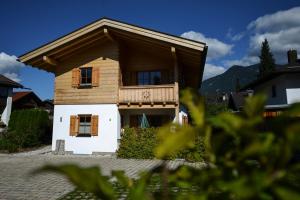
[201,64,259,95]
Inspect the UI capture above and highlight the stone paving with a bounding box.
[0,147,205,200]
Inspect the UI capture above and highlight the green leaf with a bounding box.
[155,124,196,159]
[127,172,152,200]
[34,164,116,200]
[275,187,300,200]
[243,94,266,118]
[181,89,205,128]
[111,170,133,188]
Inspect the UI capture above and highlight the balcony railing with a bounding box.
[118,84,178,104]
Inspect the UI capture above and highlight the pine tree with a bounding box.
[259,39,275,77]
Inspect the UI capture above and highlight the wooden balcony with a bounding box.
[118,84,178,108]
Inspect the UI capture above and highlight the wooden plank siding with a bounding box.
[54,39,180,106]
[54,42,120,104]
[118,84,177,104]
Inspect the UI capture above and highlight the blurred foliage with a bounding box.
[36,89,300,199]
[0,109,50,152]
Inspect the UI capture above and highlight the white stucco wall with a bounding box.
[52,104,120,154]
[286,88,300,104]
[1,88,13,125]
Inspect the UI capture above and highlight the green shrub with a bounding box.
[117,127,157,159]
[117,126,204,161]
[0,109,50,152]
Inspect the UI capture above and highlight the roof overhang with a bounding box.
[18,18,207,87]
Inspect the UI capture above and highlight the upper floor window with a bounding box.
[137,71,161,85]
[272,85,277,98]
[80,67,92,86]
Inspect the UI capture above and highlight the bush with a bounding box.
[117,127,204,161]
[0,109,50,152]
[117,127,157,159]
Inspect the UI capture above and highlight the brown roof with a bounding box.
[12,91,32,102]
[0,74,23,88]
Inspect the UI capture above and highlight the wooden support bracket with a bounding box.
[104,28,115,42]
[43,56,58,66]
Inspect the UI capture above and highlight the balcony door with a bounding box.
[137,71,161,85]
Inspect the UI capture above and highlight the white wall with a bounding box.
[286,88,300,104]
[1,88,13,125]
[52,104,120,154]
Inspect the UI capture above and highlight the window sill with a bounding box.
[78,84,92,89]
[76,134,92,137]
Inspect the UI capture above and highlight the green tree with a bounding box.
[259,38,275,77]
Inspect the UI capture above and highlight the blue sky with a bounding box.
[0,0,299,100]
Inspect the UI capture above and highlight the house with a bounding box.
[243,50,300,116]
[19,18,208,155]
[0,74,24,127]
[12,91,43,110]
[228,90,253,112]
[12,91,54,117]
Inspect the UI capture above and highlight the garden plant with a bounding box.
[36,89,300,199]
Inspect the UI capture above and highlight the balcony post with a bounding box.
[171,47,180,123]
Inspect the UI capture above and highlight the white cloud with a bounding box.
[247,6,300,63]
[247,7,300,33]
[226,28,245,41]
[203,63,226,80]
[181,31,233,61]
[0,52,24,82]
[224,55,259,67]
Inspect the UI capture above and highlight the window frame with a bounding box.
[77,114,92,137]
[79,67,93,87]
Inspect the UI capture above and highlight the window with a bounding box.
[0,87,8,98]
[137,71,161,85]
[78,115,91,137]
[80,67,92,86]
[272,85,277,98]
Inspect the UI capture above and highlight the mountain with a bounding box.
[201,64,260,95]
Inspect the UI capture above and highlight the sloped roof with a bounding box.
[243,66,300,89]
[18,18,207,75]
[0,74,23,88]
[13,91,42,104]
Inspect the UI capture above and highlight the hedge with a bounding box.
[117,127,204,161]
[0,109,50,152]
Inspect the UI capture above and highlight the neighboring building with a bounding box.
[0,74,24,126]
[243,50,300,116]
[19,18,207,155]
[228,90,253,112]
[12,91,43,110]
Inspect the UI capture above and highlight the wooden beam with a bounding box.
[43,56,58,66]
[104,28,115,42]
[171,46,177,60]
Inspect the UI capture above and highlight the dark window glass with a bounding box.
[80,67,92,86]
[78,115,91,137]
[272,85,277,98]
[137,71,161,85]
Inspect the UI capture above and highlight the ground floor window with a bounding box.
[69,114,98,137]
[78,115,92,137]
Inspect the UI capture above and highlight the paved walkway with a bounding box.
[0,147,204,200]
